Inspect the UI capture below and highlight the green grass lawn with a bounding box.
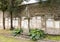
[0,35,35,42]
[45,35,60,40]
[0,29,35,42]
[0,29,60,42]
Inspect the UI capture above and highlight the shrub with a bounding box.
[12,28,23,36]
[28,29,46,41]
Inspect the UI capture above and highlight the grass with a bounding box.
[0,29,60,41]
[0,35,35,42]
[45,35,60,40]
[0,29,35,42]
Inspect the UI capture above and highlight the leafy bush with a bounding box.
[12,28,23,36]
[28,29,46,41]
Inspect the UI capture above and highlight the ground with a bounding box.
[0,29,60,42]
[45,35,60,40]
[0,35,35,42]
[0,29,35,42]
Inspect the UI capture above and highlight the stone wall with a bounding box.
[0,3,60,35]
[0,11,3,29]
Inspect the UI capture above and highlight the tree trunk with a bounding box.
[10,12,14,30]
[20,17,21,29]
[3,11,5,29]
[28,18,30,32]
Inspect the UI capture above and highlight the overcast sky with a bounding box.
[22,0,47,4]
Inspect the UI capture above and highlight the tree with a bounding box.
[7,0,23,30]
[18,6,26,29]
[25,5,31,32]
[13,5,26,29]
[0,0,8,29]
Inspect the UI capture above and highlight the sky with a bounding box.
[22,0,47,4]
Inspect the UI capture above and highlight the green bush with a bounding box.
[28,29,46,41]
[12,28,23,36]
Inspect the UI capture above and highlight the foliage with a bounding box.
[7,0,23,13]
[24,0,30,2]
[28,29,46,41]
[7,0,23,30]
[0,0,8,11]
[0,0,9,29]
[12,28,23,36]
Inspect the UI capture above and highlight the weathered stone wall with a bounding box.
[28,3,60,16]
[0,3,60,35]
[27,3,60,35]
[45,28,60,35]
[0,11,3,29]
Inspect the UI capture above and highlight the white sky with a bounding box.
[22,0,47,4]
